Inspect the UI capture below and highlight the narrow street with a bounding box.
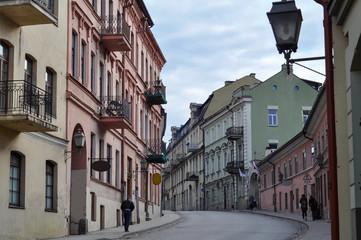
[126,211,301,240]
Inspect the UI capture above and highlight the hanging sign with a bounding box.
[153,173,161,185]
[303,173,312,184]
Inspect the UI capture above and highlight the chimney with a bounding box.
[249,73,256,78]
[225,81,234,86]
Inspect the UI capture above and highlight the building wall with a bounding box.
[0,0,68,239]
[329,0,361,239]
[66,0,165,235]
[251,65,318,161]
[259,88,330,220]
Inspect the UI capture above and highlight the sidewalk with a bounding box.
[47,211,182,240]
[248,210,331,240]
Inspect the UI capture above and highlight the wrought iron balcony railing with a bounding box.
[100,14,131,51]
[0,80,53,122]
[145,80,167,105]
[145,139,168,164]
[225,161,244,174]
[99,96,130,120]
[225,126,244,140]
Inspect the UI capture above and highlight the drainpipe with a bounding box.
[314,1,339,239]
[267,159,277,212]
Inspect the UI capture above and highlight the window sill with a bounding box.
[9,205,25,210]
[45,209,58,213]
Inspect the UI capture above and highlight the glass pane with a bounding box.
[46,175,53,185]
[46,198,52,209]
[13,179,19,191]
[13,167,19,178]
[46,186,52,196]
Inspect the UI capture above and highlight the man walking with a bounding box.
[121,196,135,232]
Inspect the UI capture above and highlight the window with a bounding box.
[311,146,315,165]
[0,41,9,81]
[107,144,112,184]
[224,152,227,168]
[71,32,77,77]
[321,127,325,150]
[303,110,311,125]
[25,56,35,85]
[271,169,275,185]
[294,154,298,174]
[107,72,111,97]
[90,133,96,177]
[211,158,215,173]
[141,51,144,79]
[92,0,97,11]
[264,174,267,189]
[45,161,57,211]
[81,42,86,84]
[9,152,23,207]
[45,68,55,116]
[217,155,220,171]
[91,53,95,93]
[289,158,292,177]
[268,109,278,126]
[99,140,104,181]
[115,150,120,188]
[302,150,306,170]
[99,63,104,99]
[283,162,287,179]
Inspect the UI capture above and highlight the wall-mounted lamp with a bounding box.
[267,0,303,74]
[317,153,325,168]
[65,129,86,160]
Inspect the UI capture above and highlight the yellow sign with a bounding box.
[153,173,161,185]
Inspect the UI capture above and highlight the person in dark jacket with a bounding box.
[309,195,318,221]
[300,194,308,221]
[121,197,135,232]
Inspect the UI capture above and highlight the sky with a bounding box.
[143,0,326,144]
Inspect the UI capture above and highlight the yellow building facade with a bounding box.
[0,0,68,239]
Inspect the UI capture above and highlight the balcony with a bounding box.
[145,80,167,105]
[99,96,131,130]
[225,161,244,175]
[187,143,198,153]
[145,139,168,164]
[225,126,244,141]
[100,14,131,52]
[185,171,199,181]
[0,0,57,26]
[0,80,57,132]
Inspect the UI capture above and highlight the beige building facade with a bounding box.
[329,0,361,239]
[0,0,68,239]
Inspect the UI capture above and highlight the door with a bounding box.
[100,205,105,230]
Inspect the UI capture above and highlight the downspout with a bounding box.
[266,159,277,212]
[314,1,339,239]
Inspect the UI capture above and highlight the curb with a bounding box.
[241,211,309,240]
[119,213,184,240]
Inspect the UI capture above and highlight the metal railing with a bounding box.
[146,80,166,98]
[225,126,244,137]
[0,80,53,122]
[100,14,130,42]
[99,96,131,122]
[36,0,55,13]
[145,139,166,155]
[226,161,244,171]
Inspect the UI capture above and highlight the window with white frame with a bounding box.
[268,109,278,126]
[302,106,312,125]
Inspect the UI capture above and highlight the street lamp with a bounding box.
[267,0,303,74]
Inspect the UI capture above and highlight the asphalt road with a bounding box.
[126,211,300,240]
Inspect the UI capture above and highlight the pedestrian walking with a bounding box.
[309,195,318,221]
[300,194,308,221]
[121,196,135,232]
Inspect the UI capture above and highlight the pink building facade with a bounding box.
[258,86,330,220]
[66,0,166,235]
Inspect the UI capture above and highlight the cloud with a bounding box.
[144,0,326,143]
